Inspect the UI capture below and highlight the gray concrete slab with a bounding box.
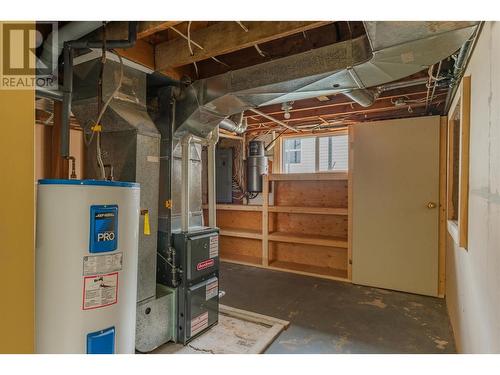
[219,262,456,354]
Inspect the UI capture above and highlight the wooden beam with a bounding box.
[115,39,155,69]
[458,75,471,249]
[137,21,183,39]
[102,22,186,80]
[155,21,332,70]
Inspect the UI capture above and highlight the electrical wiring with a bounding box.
[83,51,124,148]
[171,23,229,71]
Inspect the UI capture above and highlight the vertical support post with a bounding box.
[207,131,217,228]
[262,174,269,266]
[315,136,320,172]
[273,136,282,173]
[438,116,448,297]
[181,135,191,232]
[347,126,353,280]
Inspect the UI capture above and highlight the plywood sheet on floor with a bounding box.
[151,305,289,354]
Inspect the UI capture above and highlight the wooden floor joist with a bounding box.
[155,21,332,70]
[137,21,183,39]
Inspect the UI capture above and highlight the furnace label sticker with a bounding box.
[196,259,215,271]
[206,279,218,300]
[83,253,123,276]
[82,272,119,310]
[209,235,219,258]
[190,311,209,336]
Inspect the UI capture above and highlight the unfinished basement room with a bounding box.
[1,2,500,371]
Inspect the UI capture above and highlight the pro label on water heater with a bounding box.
[89,205,118,253]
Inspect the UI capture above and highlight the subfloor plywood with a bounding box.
[151,305,289,354]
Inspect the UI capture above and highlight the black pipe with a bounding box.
[60,21,138,158]
[154,85,181,287]
[61,44,73,158]
[68,22,138,50]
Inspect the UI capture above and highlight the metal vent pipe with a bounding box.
[173,21,479,139]
[343,89,379,107]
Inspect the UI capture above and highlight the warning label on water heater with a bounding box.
[83,253,123,276]
[82,272,119,310]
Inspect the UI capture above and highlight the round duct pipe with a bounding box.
[218,113,248,134]
[343,89,379,107]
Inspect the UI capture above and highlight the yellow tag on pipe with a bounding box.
[144,211,151,235]
[91,123,102,132]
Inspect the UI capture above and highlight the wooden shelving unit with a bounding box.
[208,170,352,283]
[219,228,262,240]
[268,206,348,215]
[268,231,348,248]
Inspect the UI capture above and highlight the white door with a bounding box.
[352,116,440,296]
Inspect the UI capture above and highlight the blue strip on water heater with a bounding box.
[87,327,116,354]
[38,179,139,188]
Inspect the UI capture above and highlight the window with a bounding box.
[282,132,348,173]
[319,135,348,171]
[284,139,302,164]
[447,75,471,249]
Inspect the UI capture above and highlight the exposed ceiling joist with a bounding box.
[155,21,332,70]
[137,21,183,39]
[115,39,154,69]
[245,91,447,131]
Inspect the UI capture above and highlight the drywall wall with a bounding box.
[446,21,500,353]
[0,88,35,352]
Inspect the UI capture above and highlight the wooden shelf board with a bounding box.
[220,254,263,267]
[219,228,263,240]
[268,260,348,282]
[221,258,349,282]
[269,172,348,181]
[268,231,348,248]
[203,204,262,212]
[268,206,348,215]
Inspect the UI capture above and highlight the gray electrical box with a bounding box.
[216,148,233,203]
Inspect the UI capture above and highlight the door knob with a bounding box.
[427,202,437,209]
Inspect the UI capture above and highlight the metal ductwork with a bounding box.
[71,57,160,294]
[218,112,248,134]
[174,21,479,138]
[342,88,379,107]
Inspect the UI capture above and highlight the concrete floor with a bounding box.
[219,262,456,354]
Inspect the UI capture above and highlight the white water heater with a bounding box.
[36,179,140,354]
